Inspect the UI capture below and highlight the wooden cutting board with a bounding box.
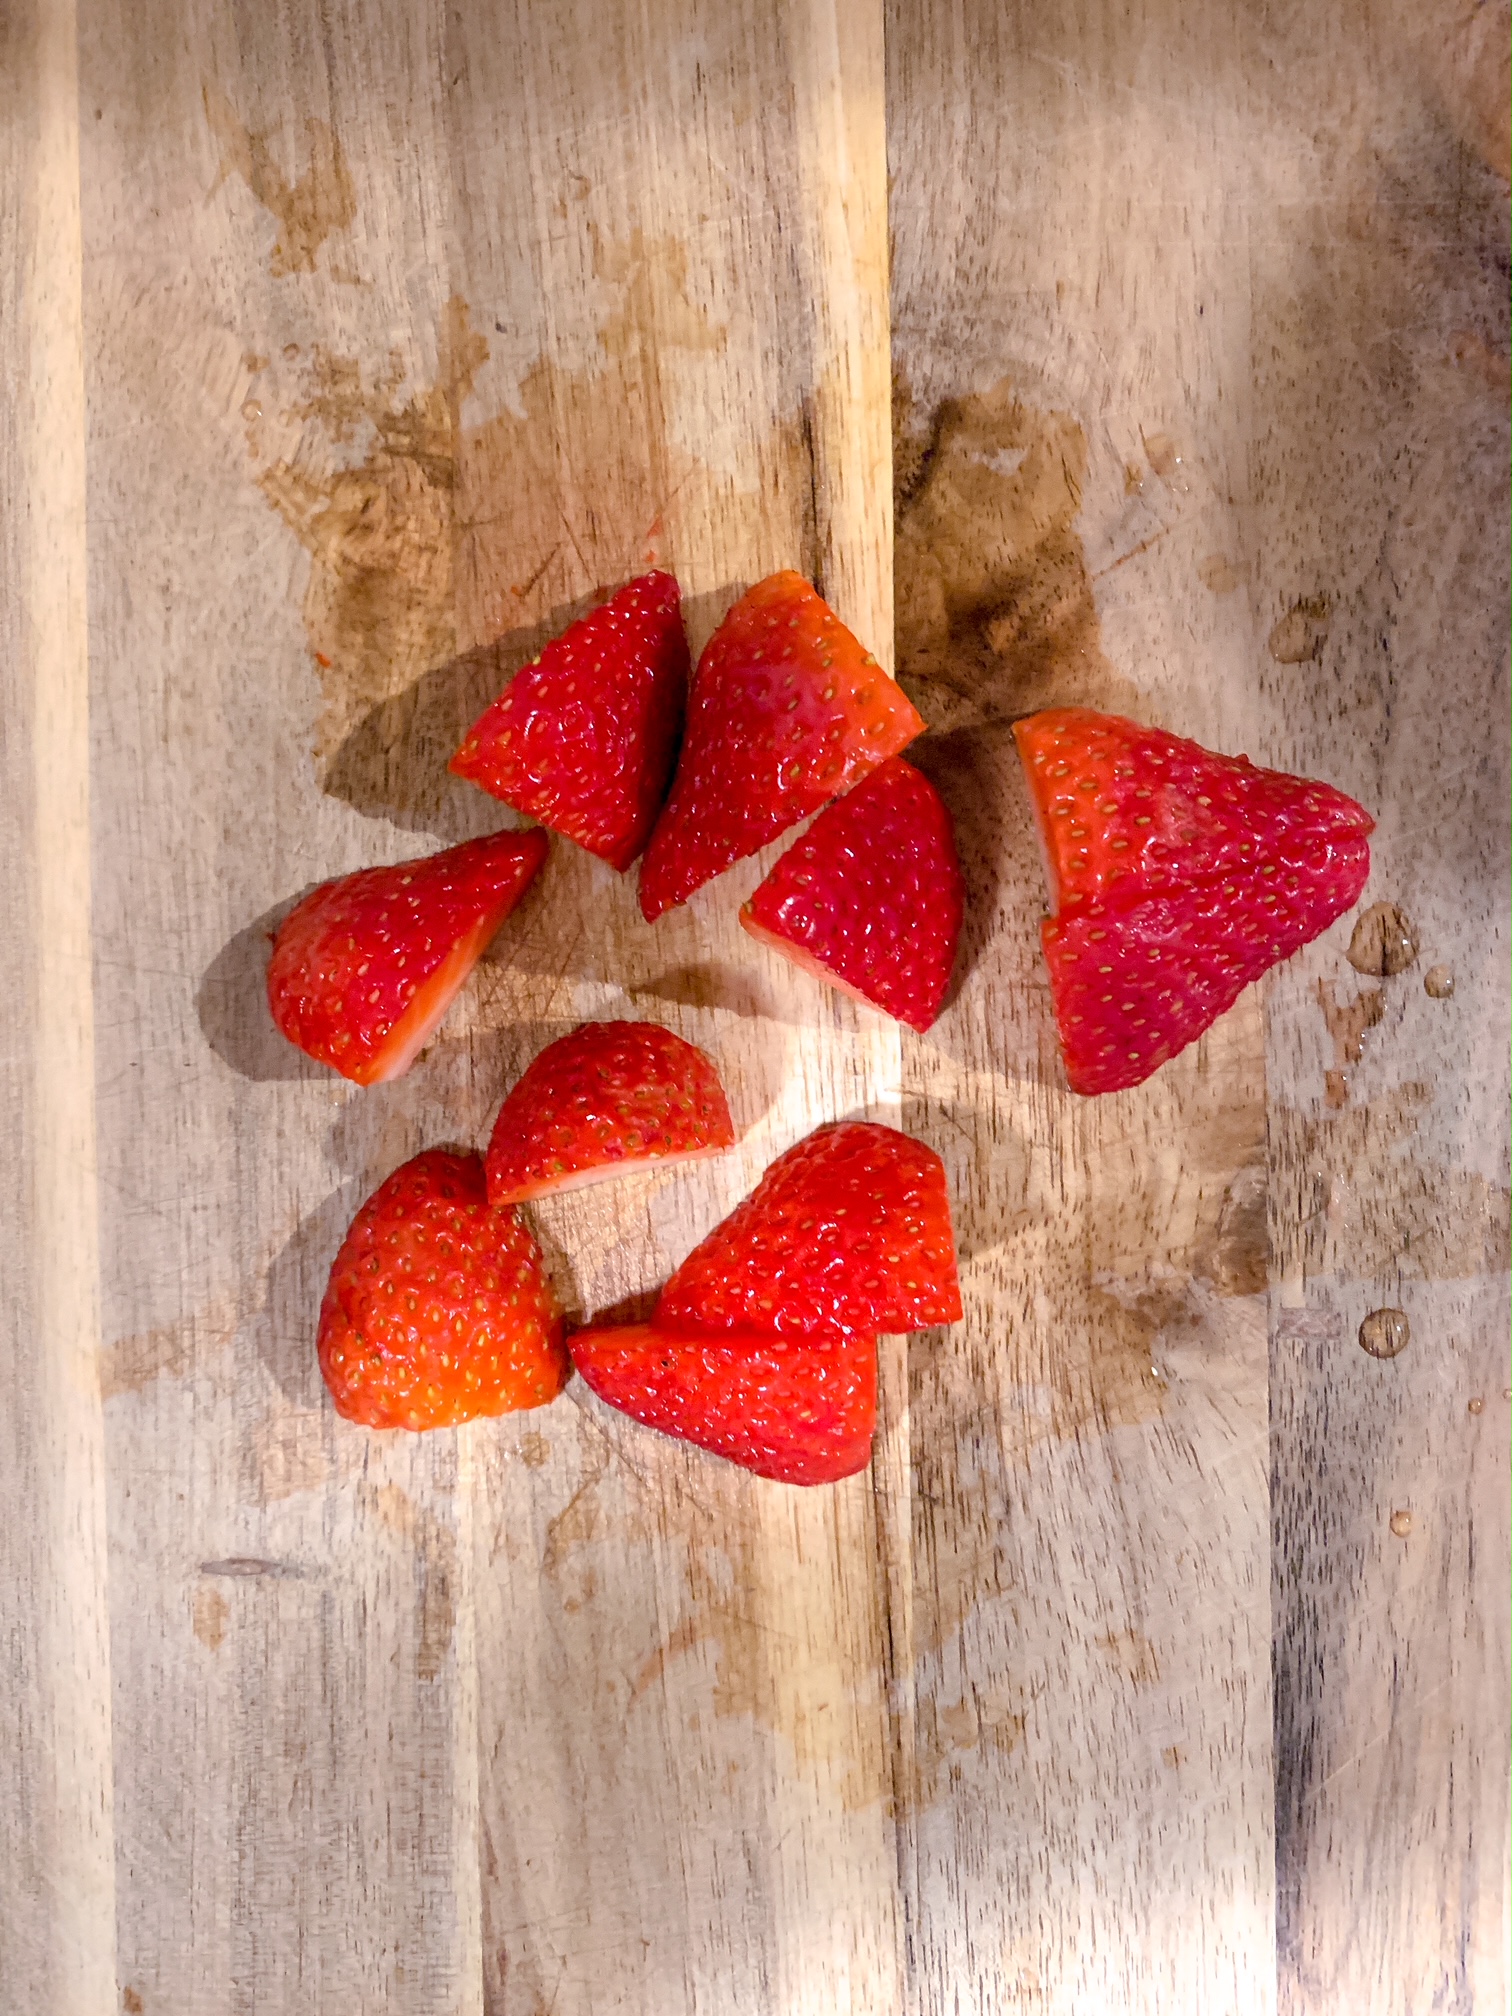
[2,0,1505,2010]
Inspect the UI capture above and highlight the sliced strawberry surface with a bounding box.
[450,571,688,871]
[1013,707,1375,1095]
[638,572,925,920]
[740,756,963,1032]
[486,1021,736,1203]
[571,1320,876,1485]
[656,1120,962,1340]
[267,828,547,1085]
[318,1149,567,1430]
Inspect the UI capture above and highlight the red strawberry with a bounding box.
[740,756,963,1032]
[1013,707,1375,1095]
[638,572,925,919]
[486,1021,736,1203]
[656,1120,962,1339]
[318,1149,568,1430]
[570,1320,876,1484]
[450,572,688,871]
[268,828,547,1084]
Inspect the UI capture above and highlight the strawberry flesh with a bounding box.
[451,572,688,871]
[638,572,924,919]
[267,829,547,1084]
[318,1149,568,1430]
[740,756,963,1032]
[1013,707,1375,1094]
[656,1120,962,1339]
[486,1021,736,1204]
[571,1320,876,1484]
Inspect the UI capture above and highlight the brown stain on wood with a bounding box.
[250,246,804,797]
[99,1292,247,1398]
[372,1483,457,1681]
[203,83,357,277]
[1273,1082,1511,1284]
[894,373,1143,733]
[1096,1627,1162,1687]
[1317,978,1386,1107]
[192,1586,229,1651]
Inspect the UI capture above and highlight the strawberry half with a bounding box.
[1013,707,1375,1095]
[570,1320,876,1484]
[486,1021,736,1203]
[656,1120,962,1340]
[318,1149,567,1430]
[740,756,963,1032]
[638,572,925,920]
[267,828,547,1084]
[450,572,688,871]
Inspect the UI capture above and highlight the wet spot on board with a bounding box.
[893,373,1143,736]
[1272,1082,1510,1283]
[1268,595,1331,663]
[1346,901,1419,976]
[249,256,807,804]
[1359,1307,1411,1359]
[203,82,357,278]
[1317,978,1385,1106]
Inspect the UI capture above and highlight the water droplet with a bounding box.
[1467,1396,1484,1415]
[1389,1509,1413,1538]
[1358,1307,1410,1359]
[1347,902,1418,977]
[241,396,262,422]
[1423,964,1454,999]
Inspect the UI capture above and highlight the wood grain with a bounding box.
[6,0,1506,2009]
[1,3,118,2009]
[887,7,1276,2008]
[74,1,901,2011]
[1249,3,1510,2006]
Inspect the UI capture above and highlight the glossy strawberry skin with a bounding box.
[486,1021,736,1204]
[1013,708,1375,1094]
[267,829,547,1085]
[638,572,925,920]
[740,756,963,1032]
[570,1321,876,1485]
[656,1120,962,1340]
[450,572,688,871]
[318,1150,568,1431]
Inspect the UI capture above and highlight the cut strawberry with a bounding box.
[318,1149,567,1430]
[638,572,925,919]
[450,572,688,871]
[740,756,962,1032]
[267,828,547,1084]
[1013,707,1375,1094]
[656,1120,962,1340]
[570,1320,876,1484]
[486,1021,736,1203]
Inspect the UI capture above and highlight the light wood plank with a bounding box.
[0,3,118,2009]
[887,2,1283,2009]
[77,1,903,2010]
[1251,3,1510,2007]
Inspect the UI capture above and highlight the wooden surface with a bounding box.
[2,0,1506,2011]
